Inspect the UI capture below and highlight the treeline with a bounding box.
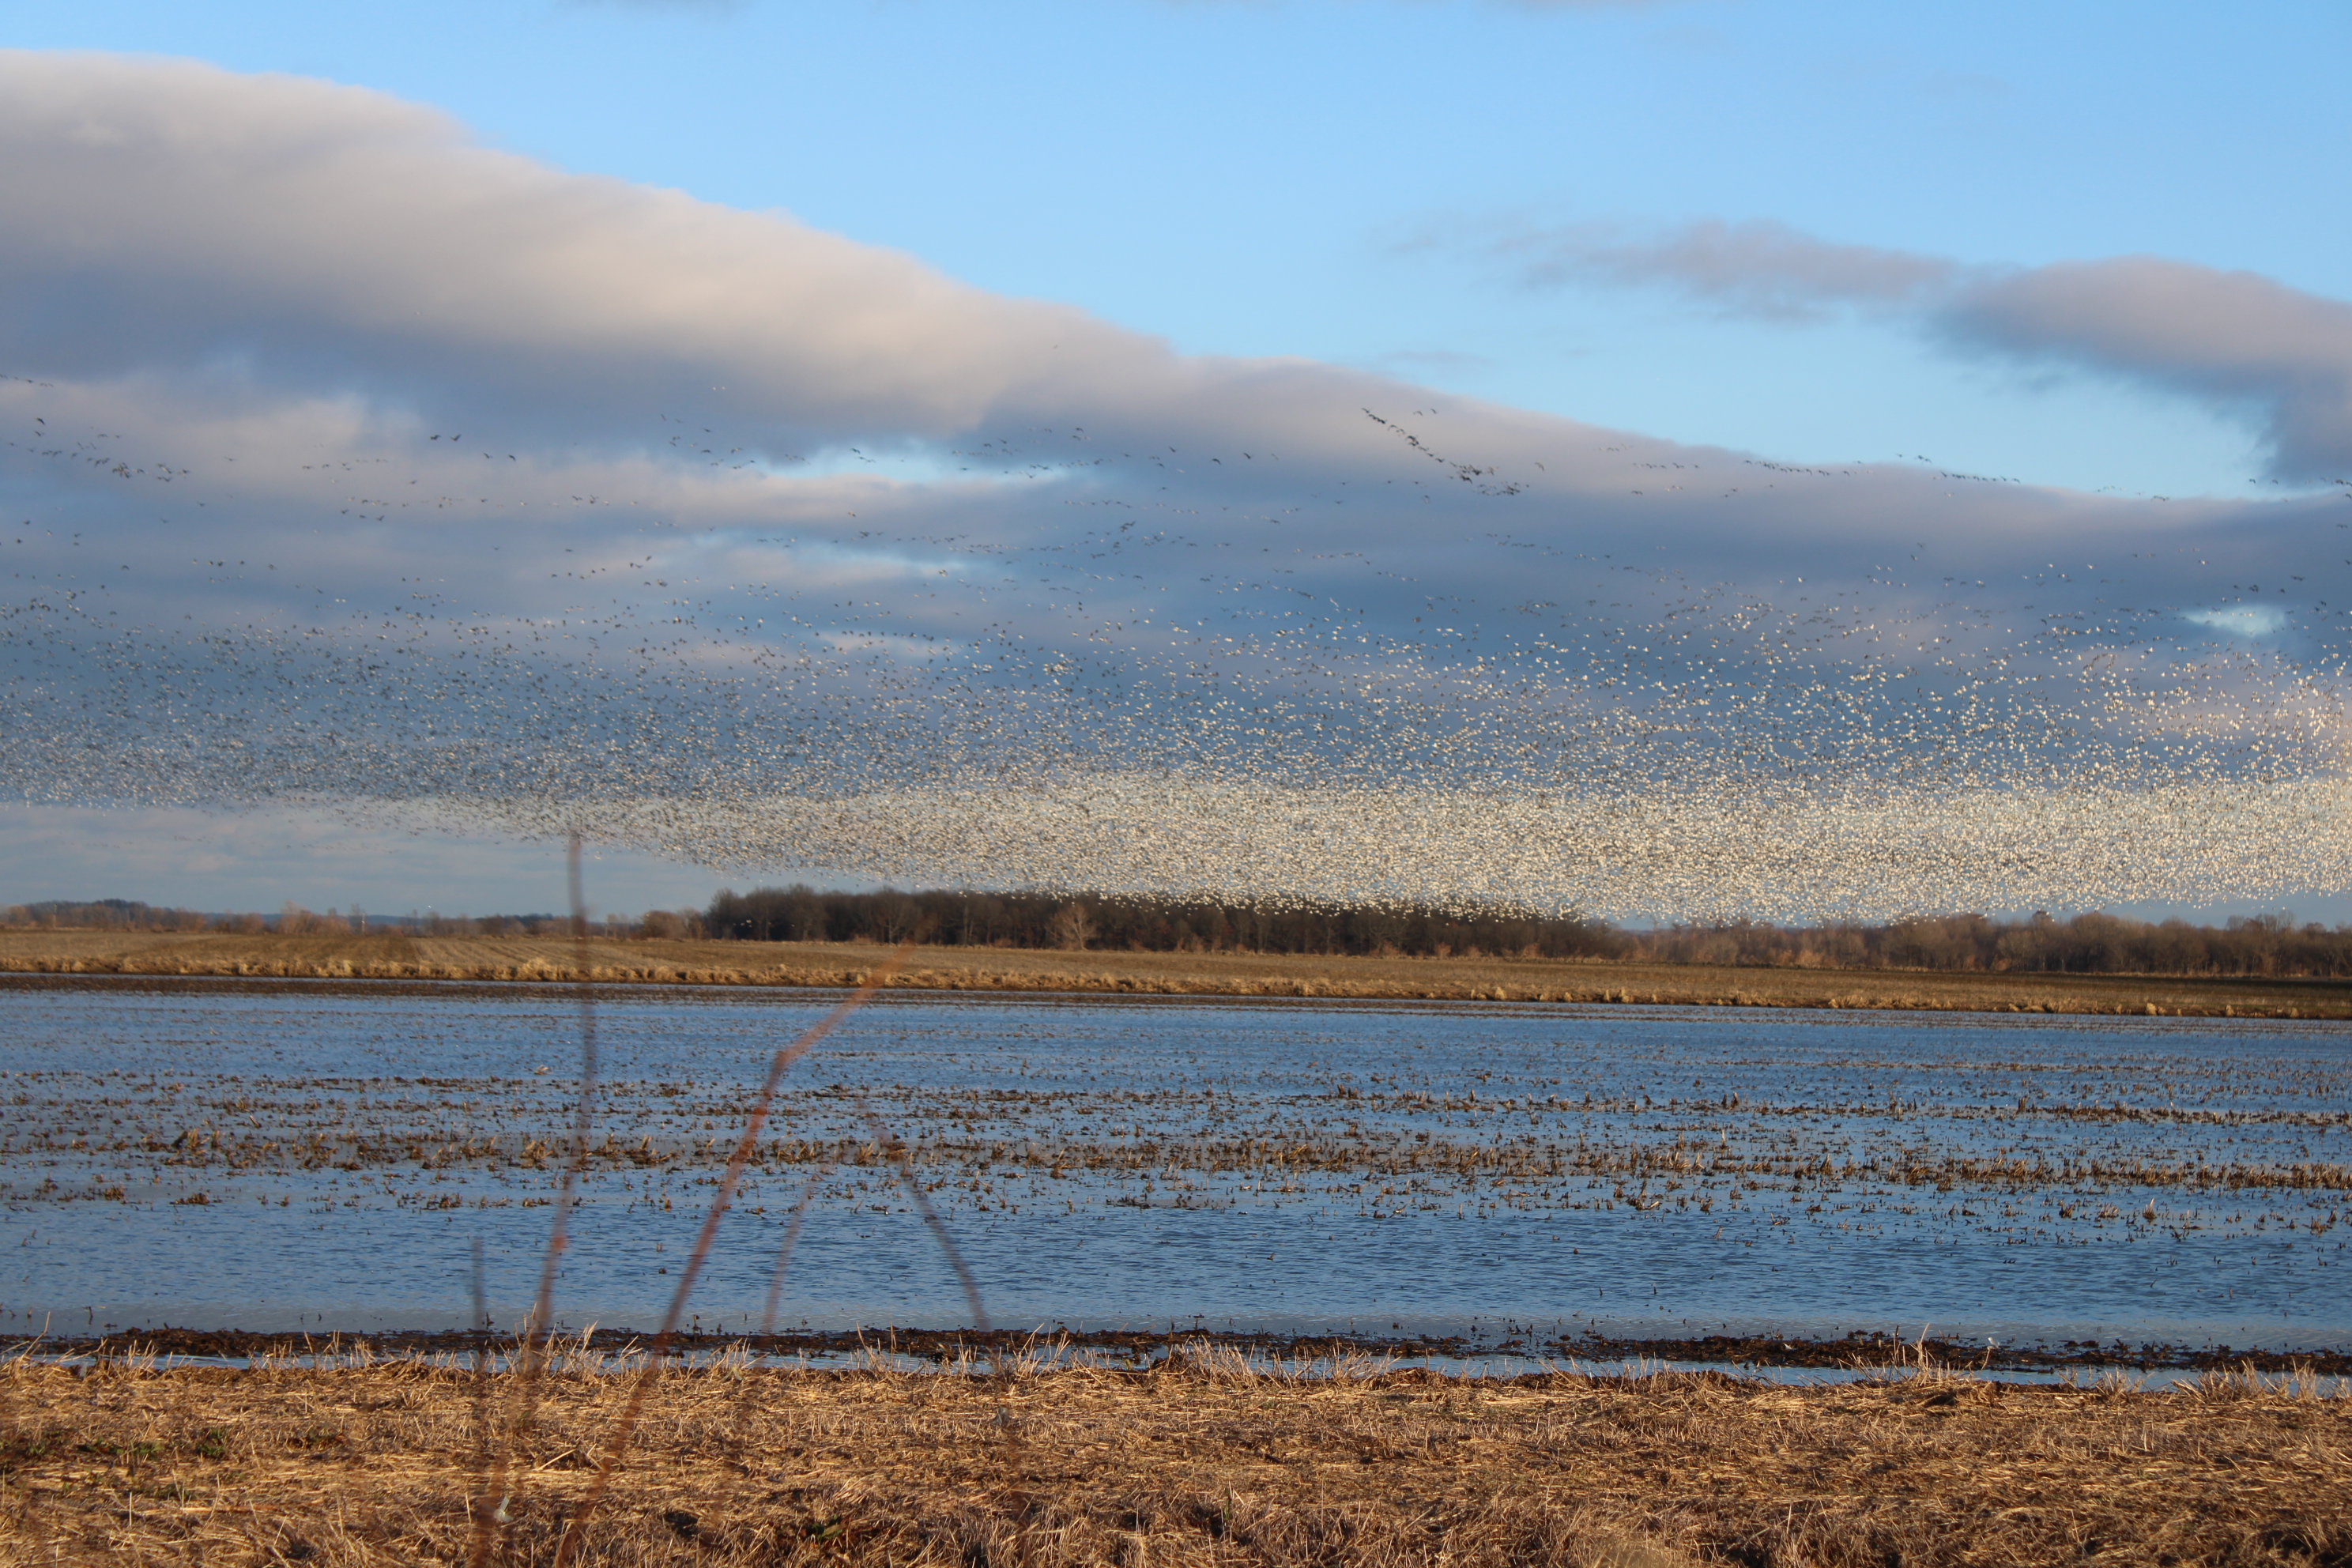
[7,899,234,933]
[704,888,2352,978]
[13,893,2352,978]
[1618,910,2352,979]
[703,886,1619,959]
[1,899,588,938]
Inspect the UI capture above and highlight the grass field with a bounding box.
[2,929,2346,1016]
[4,1346,2345,1566]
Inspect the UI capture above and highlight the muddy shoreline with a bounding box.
[24,1323,2352,1377]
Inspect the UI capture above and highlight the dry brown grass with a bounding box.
[2,1349,2346,1566]
[1,931,2344,1017]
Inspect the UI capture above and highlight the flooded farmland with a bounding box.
[1,977,2345,1358]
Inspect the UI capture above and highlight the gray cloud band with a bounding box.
[1498,217,2352,483]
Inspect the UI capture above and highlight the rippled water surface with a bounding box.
[2,978,2345,1351]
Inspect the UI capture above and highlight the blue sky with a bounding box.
[3,4,2349,923]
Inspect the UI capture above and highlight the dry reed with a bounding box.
[4,930,2346,1017]
[3,1350,2346,1565]
[547,941,920,1563]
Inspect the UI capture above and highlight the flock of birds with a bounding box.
[5,375,2350,924]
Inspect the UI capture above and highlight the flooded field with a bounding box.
[1,977,2345,1358]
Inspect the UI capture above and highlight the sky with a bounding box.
[2,2,2349,924]
[9,0,2345,500]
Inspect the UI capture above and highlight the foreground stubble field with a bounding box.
[3,1351,2347,1567]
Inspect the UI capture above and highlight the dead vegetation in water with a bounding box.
[2,932,2346,1017]
[2,1346,2347,1566]
[5,989,2343,1261]
[21,1100,2348,1205]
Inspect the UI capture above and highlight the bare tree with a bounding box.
[1049,902,1096,952]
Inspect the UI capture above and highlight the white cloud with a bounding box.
[2183,605,2290,639]
[0,51,1143,442]
[1501,217,1959,321]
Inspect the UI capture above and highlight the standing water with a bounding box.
[0,978,2344,1358]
